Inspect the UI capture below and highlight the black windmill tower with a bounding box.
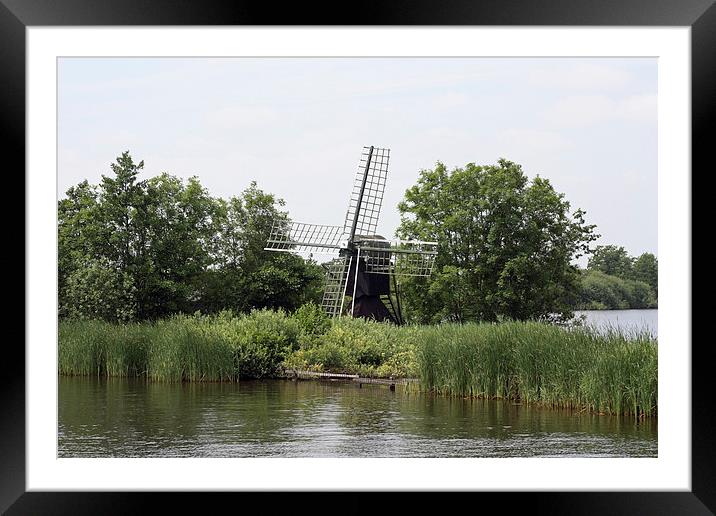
[264,146,437,324]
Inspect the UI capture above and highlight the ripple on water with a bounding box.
[58,377,657,458]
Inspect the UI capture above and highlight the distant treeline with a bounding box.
[575,246,658,310]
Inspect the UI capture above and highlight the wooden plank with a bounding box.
[354,377,418,386]
[285,369,359,380]
[285,369,419,386]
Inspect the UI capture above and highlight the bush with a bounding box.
[283,317,419,378]
[292,302,331,337]
[232,308,300,378]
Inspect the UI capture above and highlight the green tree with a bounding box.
[97,151,148,271]
[427,266,473,323]
[58,153,326,321]
[581,247,657,309]
[198,181,324,314]
[632,252,658,293]
[63,257,137,322]
[138,173,221,317]
[587,245,634,278]
[577,269,656,310]
[397,159,598,323]
[58,180,102,316]
[214,182,288,271]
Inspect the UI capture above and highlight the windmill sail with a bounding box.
[264,220,345,255]
[343,146,389,239]
[262,145,438,322]
[320,255,353,317]
[357,238,438,277]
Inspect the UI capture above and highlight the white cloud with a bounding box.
[528,62,632,91]
[203,105,280,129]
[433,92,469,110]
[58,57,658,256]
[543,94,656,127]
[495,129,571,153]
[619,94,658,123]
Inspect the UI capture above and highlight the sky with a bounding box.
[58,57,657,266]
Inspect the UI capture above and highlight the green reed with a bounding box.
[58,311,657,416]
[414,321,657,417]
[59,309,298,382]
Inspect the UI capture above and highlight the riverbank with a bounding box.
[59,307,657,417]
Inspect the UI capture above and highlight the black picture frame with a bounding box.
[4,0,710,513]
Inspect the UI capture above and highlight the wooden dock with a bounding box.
[284,369,419,389]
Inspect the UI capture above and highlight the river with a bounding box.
[59,376,657,458]
[573,309,657,336]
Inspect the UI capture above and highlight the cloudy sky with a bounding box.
[58,57,657,265]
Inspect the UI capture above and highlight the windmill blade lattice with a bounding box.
[357,239,438,277]
[262,145,439,322]
[320,255,353,317]
[343,147,389,238]
[264,220,345,255]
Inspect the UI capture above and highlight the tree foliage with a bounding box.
[58,152,323,321]
[587,245,634,278]
[62,257,137,322]
[195,181,324,314]
[577,270,657,310]
[632,252,658,292]
[397,159,599,323]
[580,246,658,308]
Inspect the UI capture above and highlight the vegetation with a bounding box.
[58,152,324,322]
[576,270,657,310]
[59,309,301,381]
[588,245,658,291]
[396,159,599,324]
[416,321,656,417]
[284,317,420,378]
[58,154,658,419]
[575,246,658,309]
[59,308,657,417]
[60,153,657,324]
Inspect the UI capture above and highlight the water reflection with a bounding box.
[59,377,657,458]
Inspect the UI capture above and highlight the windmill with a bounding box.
[264,146,437,324]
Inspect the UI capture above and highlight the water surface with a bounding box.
[59,377,657,458]
[573,309,657,336]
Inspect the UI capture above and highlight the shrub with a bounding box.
[284,317,419,377]
[292,302,331,337]
[232,308,300,378]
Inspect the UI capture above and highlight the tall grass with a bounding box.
[415,321,657,417]
[59,309,299,382]
[59,309,657,417]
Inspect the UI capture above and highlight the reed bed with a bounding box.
[59,309,299,382]
[415,321,657,417]
[59,309,657,417]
